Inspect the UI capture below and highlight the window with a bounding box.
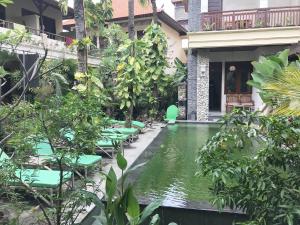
[225,61,252,94]
[136,30,144,39]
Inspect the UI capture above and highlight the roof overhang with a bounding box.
[110,11,187,35]
[188,26,300,49]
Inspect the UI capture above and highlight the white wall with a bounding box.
[223,0,260,11]
[5,0,63,33]
[268,0,300,8]
[223,0,300,11]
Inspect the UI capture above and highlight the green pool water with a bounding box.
[131,123,220,207]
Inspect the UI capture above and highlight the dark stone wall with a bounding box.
[187,0,201,120]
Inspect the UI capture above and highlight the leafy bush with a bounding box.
[197,110,300,225]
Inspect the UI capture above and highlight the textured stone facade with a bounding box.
[196,52,209,121]
[178,82,187,119]
[187,50,198,120]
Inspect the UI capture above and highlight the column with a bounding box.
[196,51,209,121]
[187,0,202,120]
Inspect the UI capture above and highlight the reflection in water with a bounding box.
[133,124,219,207]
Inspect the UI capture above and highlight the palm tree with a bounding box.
[139,0,158,23]
[128,0,135,40]
[59,0,87,73]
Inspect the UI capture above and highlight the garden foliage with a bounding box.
[198,110,300,225]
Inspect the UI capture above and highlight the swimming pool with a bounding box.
[81,123,247,225]
[126,123,219,208]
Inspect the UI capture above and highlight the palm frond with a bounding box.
[138,0,149,6]
[264,67,300,115]
[58,0,69,15]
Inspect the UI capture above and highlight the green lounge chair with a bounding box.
[103,127,139,137]
[0,149,72,206]
[110,119,146,130]
[165,105,179,124]
[63,130,119,159]
[33,140,102,178]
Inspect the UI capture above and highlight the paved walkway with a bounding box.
[76,123,163,223]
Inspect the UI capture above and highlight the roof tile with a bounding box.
[112,0,153,18]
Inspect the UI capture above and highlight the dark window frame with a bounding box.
[225,61,252,94]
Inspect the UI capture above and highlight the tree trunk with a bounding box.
[128,0,135,40]
[74,0,88,73]
[150,0,158,24]
[126,0,135,128]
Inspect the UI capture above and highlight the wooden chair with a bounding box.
[226,94,242,113]
[240,94,254,111]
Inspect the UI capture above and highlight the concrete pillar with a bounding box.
[196,51,209,121]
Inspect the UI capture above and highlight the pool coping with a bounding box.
[76,123,164,224]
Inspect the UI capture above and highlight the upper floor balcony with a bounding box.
[201,6,300,31]
[0,18,100,66]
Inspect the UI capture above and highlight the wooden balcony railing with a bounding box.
[201,6,300,31]
[0,19,67,43]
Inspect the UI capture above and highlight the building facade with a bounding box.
[173,0,300,120]
[0,0,99,65]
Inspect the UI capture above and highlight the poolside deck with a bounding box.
[75,123,163,224]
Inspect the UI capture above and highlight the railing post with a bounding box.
[232,11,235,29]
[264,9,268,27]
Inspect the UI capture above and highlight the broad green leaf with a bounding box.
[150,214,160,225]
[126,187,140,223]
[278,49,290,67]
[75,84,87,92]
[252,61,274,77]
[129,57,135,65]
[105,168,117,200]
[139,199,162,223]
[117,152,127,170]
[120,101,125,109]
[91,76,104,89]
[74,72,86,81]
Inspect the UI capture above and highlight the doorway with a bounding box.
[0,5,5,20]
[209,62,222,111]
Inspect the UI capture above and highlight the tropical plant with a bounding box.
[0,27,105,225]
[197,109,300,225]
[0,0,13,7]
[139,0,158,23]
[172,58,187,86]
[35,59,77,97]
[115,39,146,126]
[247,49,300,115]
[128,0,135,40]
[59,0,88,73]
[0,94,104,225]
[142,23,170,117]
[84,0,112,38]
[94,150,177,225]
[98,25,128,116]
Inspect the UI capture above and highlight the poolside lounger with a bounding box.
[63,130,120,159]
[109,119,146,130]
[164,105,179,124]
[95,139,118,158]
[33,141,102,178]
[0,149,72,206]
[103,127,139,139]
